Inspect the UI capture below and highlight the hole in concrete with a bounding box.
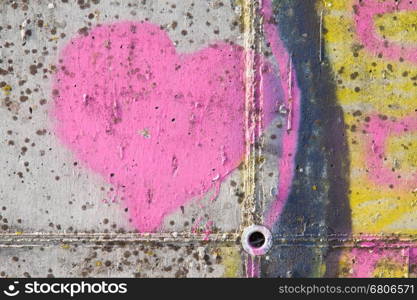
[248,231,265,248]
[241,225,272,256]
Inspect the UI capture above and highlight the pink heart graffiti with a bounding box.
[52,21,283,232]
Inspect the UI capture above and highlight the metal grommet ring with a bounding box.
[241,225,272,256]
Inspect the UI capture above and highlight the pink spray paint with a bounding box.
[263,0,301,228]
[354,0,417,64]
[350,115,410,278]
[243,0,302,278]
[52,22,280,232]
[355,0,417,187]
[353,0,417,278]
[364,114,417,189]
[246,256,260,278]
[350,239,407,277]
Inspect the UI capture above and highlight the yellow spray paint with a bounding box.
[321,0,417,234]
[219,247,242,278]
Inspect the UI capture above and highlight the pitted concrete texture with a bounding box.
[0,241,243,278]
[0,0,266,277]
[0,0,247,234]
[4,0,417,278]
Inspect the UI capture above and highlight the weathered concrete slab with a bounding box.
[0,0,254,278]
[2,0,417,278]
[0,0,247,235]
[0,241,243,278]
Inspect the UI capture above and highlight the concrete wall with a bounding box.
[1,0,417,278]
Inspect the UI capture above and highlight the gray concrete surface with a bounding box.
[0,0,268,278]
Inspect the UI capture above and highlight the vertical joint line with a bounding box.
[241,0,259,228]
